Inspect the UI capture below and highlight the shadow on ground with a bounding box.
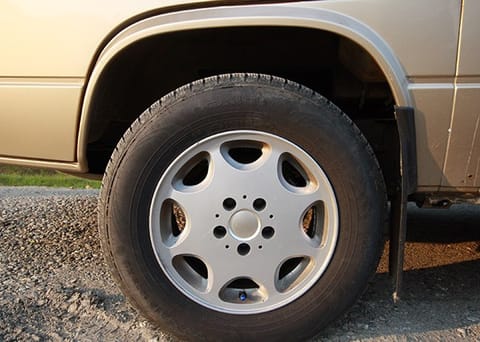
[316,204,480,340]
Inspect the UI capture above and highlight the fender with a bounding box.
[77,4,412,170]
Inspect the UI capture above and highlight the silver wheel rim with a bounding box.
[149,130,338,314]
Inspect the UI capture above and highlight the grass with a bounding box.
[0,165,101,189]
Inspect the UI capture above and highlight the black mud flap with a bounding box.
[389,106,417,302]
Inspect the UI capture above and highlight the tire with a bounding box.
[99,73,386,341]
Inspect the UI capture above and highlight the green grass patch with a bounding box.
[0,165,101,189]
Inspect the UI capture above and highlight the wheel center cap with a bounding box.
[229,210,260,240]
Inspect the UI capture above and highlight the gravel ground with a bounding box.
[0,186,479,341]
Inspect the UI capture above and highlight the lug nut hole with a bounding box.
[237,243,250,256]
[253,198,266,211]
[262,226,275,239]
[213,226,227,238]
[223,198,236,211]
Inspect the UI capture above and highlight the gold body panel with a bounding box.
[0,0,478,191]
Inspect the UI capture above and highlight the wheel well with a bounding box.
[86,26,399,195]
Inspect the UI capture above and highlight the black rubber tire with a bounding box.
[99,73,386,341]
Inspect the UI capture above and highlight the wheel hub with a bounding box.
[229,210,260,240]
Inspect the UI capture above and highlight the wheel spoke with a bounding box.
[237,148,284,195]
[206,258,242,299]
[245,252,283,297]
[273,183,331,213]
[204,251,281,305]
[285,231,328,259]
[156,188,221,258]
[208,147,260,195]
[169,188,215,226]
[165,227,208,258]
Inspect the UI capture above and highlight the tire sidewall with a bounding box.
[102,78,385,341]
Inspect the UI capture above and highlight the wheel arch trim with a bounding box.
[77,4,412,171]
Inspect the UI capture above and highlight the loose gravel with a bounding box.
[0,186,479,341]
[0,187,169,341]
